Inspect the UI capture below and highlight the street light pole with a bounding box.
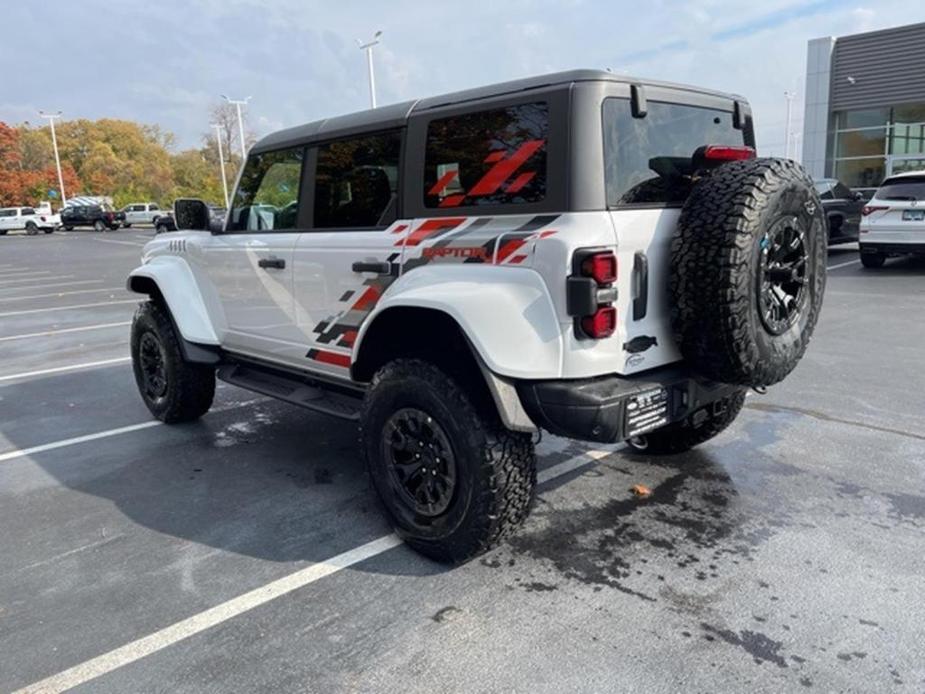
[356,31,382,109]
[39,110,66,206]
[221,95,251,159]
[784,91,795,159]
[211,123,230,209]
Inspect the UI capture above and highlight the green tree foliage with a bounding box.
[0,117,232,209]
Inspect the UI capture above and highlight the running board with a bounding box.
[217,363,362,421]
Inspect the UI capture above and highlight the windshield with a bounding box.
[874,177,925,201]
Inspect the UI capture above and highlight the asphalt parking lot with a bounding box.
[1,229,924,693]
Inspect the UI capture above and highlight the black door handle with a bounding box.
[258,257,286,269]
[632,252,648,320]
[352,261,391,274]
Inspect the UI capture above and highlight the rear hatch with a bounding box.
[863,175,925,241]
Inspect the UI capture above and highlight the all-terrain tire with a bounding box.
[359,359,536,564]
[130,301,215,423]
[625,389,746,455]
[671,158,826,387]
[860,251,886,268]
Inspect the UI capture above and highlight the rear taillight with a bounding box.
[581,306,616,339]
[580,252,617,285]
[568,249,618,340]
[702,145,756,162]
[862,205,888,216]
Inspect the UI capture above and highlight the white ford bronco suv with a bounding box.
[127,70,826,562]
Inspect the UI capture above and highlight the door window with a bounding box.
[21,208,35,215]
[423,102,548,208]
[228,146,304,232]
[313,131,401,229]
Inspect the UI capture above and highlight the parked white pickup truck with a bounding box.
[121,202,165,228]
[0,205,60,235]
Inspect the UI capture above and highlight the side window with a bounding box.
[603,98,745,206]
[149,203,159,211]
[313,131,401,229]
[0,210,14,217]
[21,208,35,215]
[815,182,834,200]
[832,183,852,199]
[228,146,304,232]
[424,102,548,208]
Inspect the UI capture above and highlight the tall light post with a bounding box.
[356,30,382,108]
[39,110,66,206]
[784,91,795,159]
[211,123,230,209]
[221,95,251,159]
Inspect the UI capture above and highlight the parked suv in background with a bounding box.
[814,178,864,244]
[127,70,826,563]
[121,202,164,228]
[61,203,124,231]
[0,206,59,235]
[859,170,925,267]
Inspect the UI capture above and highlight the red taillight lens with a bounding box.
[702,145,756,162]
[580,252,617,285]
[862,205,888,216]
[581,306,616,339]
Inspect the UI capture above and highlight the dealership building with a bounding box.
[802,21,925,195]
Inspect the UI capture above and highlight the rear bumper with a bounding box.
[860,242,925,255]
[516,366,739,443]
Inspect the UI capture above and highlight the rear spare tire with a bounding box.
[670,158,826,387]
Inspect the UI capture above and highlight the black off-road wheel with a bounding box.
[671,158,826,387]
[860,251,886,268]
[130,301,215,423]
[625,390,746,455]
[359,359,536,564]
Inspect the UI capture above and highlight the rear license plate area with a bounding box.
[625,387,670,437]
[902,209,925,221]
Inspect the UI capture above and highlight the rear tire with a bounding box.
[360,358,536,563]
[43,228,54,234]
[0,230,7,236]
[93,220,106,232]
[860,251,886,268]
[64,225,73,231]
[156,224,168,234]
[25,222,38,235]
[625,390,746,455]
[130,301,215,423]
[123,223,132,228]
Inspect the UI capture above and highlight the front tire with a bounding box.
[360,359,536,563]
[130,301,216,423]
[625,390,746,455]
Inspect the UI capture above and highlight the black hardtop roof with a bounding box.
[252,69,746,153]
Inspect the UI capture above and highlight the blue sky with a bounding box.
[2,0,922,157]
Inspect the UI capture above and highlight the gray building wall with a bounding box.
[802,22,925,179]
[830,22,925,111]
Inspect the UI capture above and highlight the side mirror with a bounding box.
[173,198,211,231]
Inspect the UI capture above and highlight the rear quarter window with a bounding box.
[603,98,745,206]
[423,102,548,209]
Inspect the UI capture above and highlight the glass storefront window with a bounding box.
[836,108,890,130]
[834,157,885,189]
[892,104,925,125]
[890,124,925,155]
[835,128,886,157]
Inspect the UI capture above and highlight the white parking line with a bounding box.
[0,287,126,303]
[827,259,860,271]
[13,445,615,694]
[2,279,104,293]
[0,299,138,318]
[91,238,147,247]
[0,357,130,383]
[0,270,51,277]
[0,275,76,287]
[0,321,130,343]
